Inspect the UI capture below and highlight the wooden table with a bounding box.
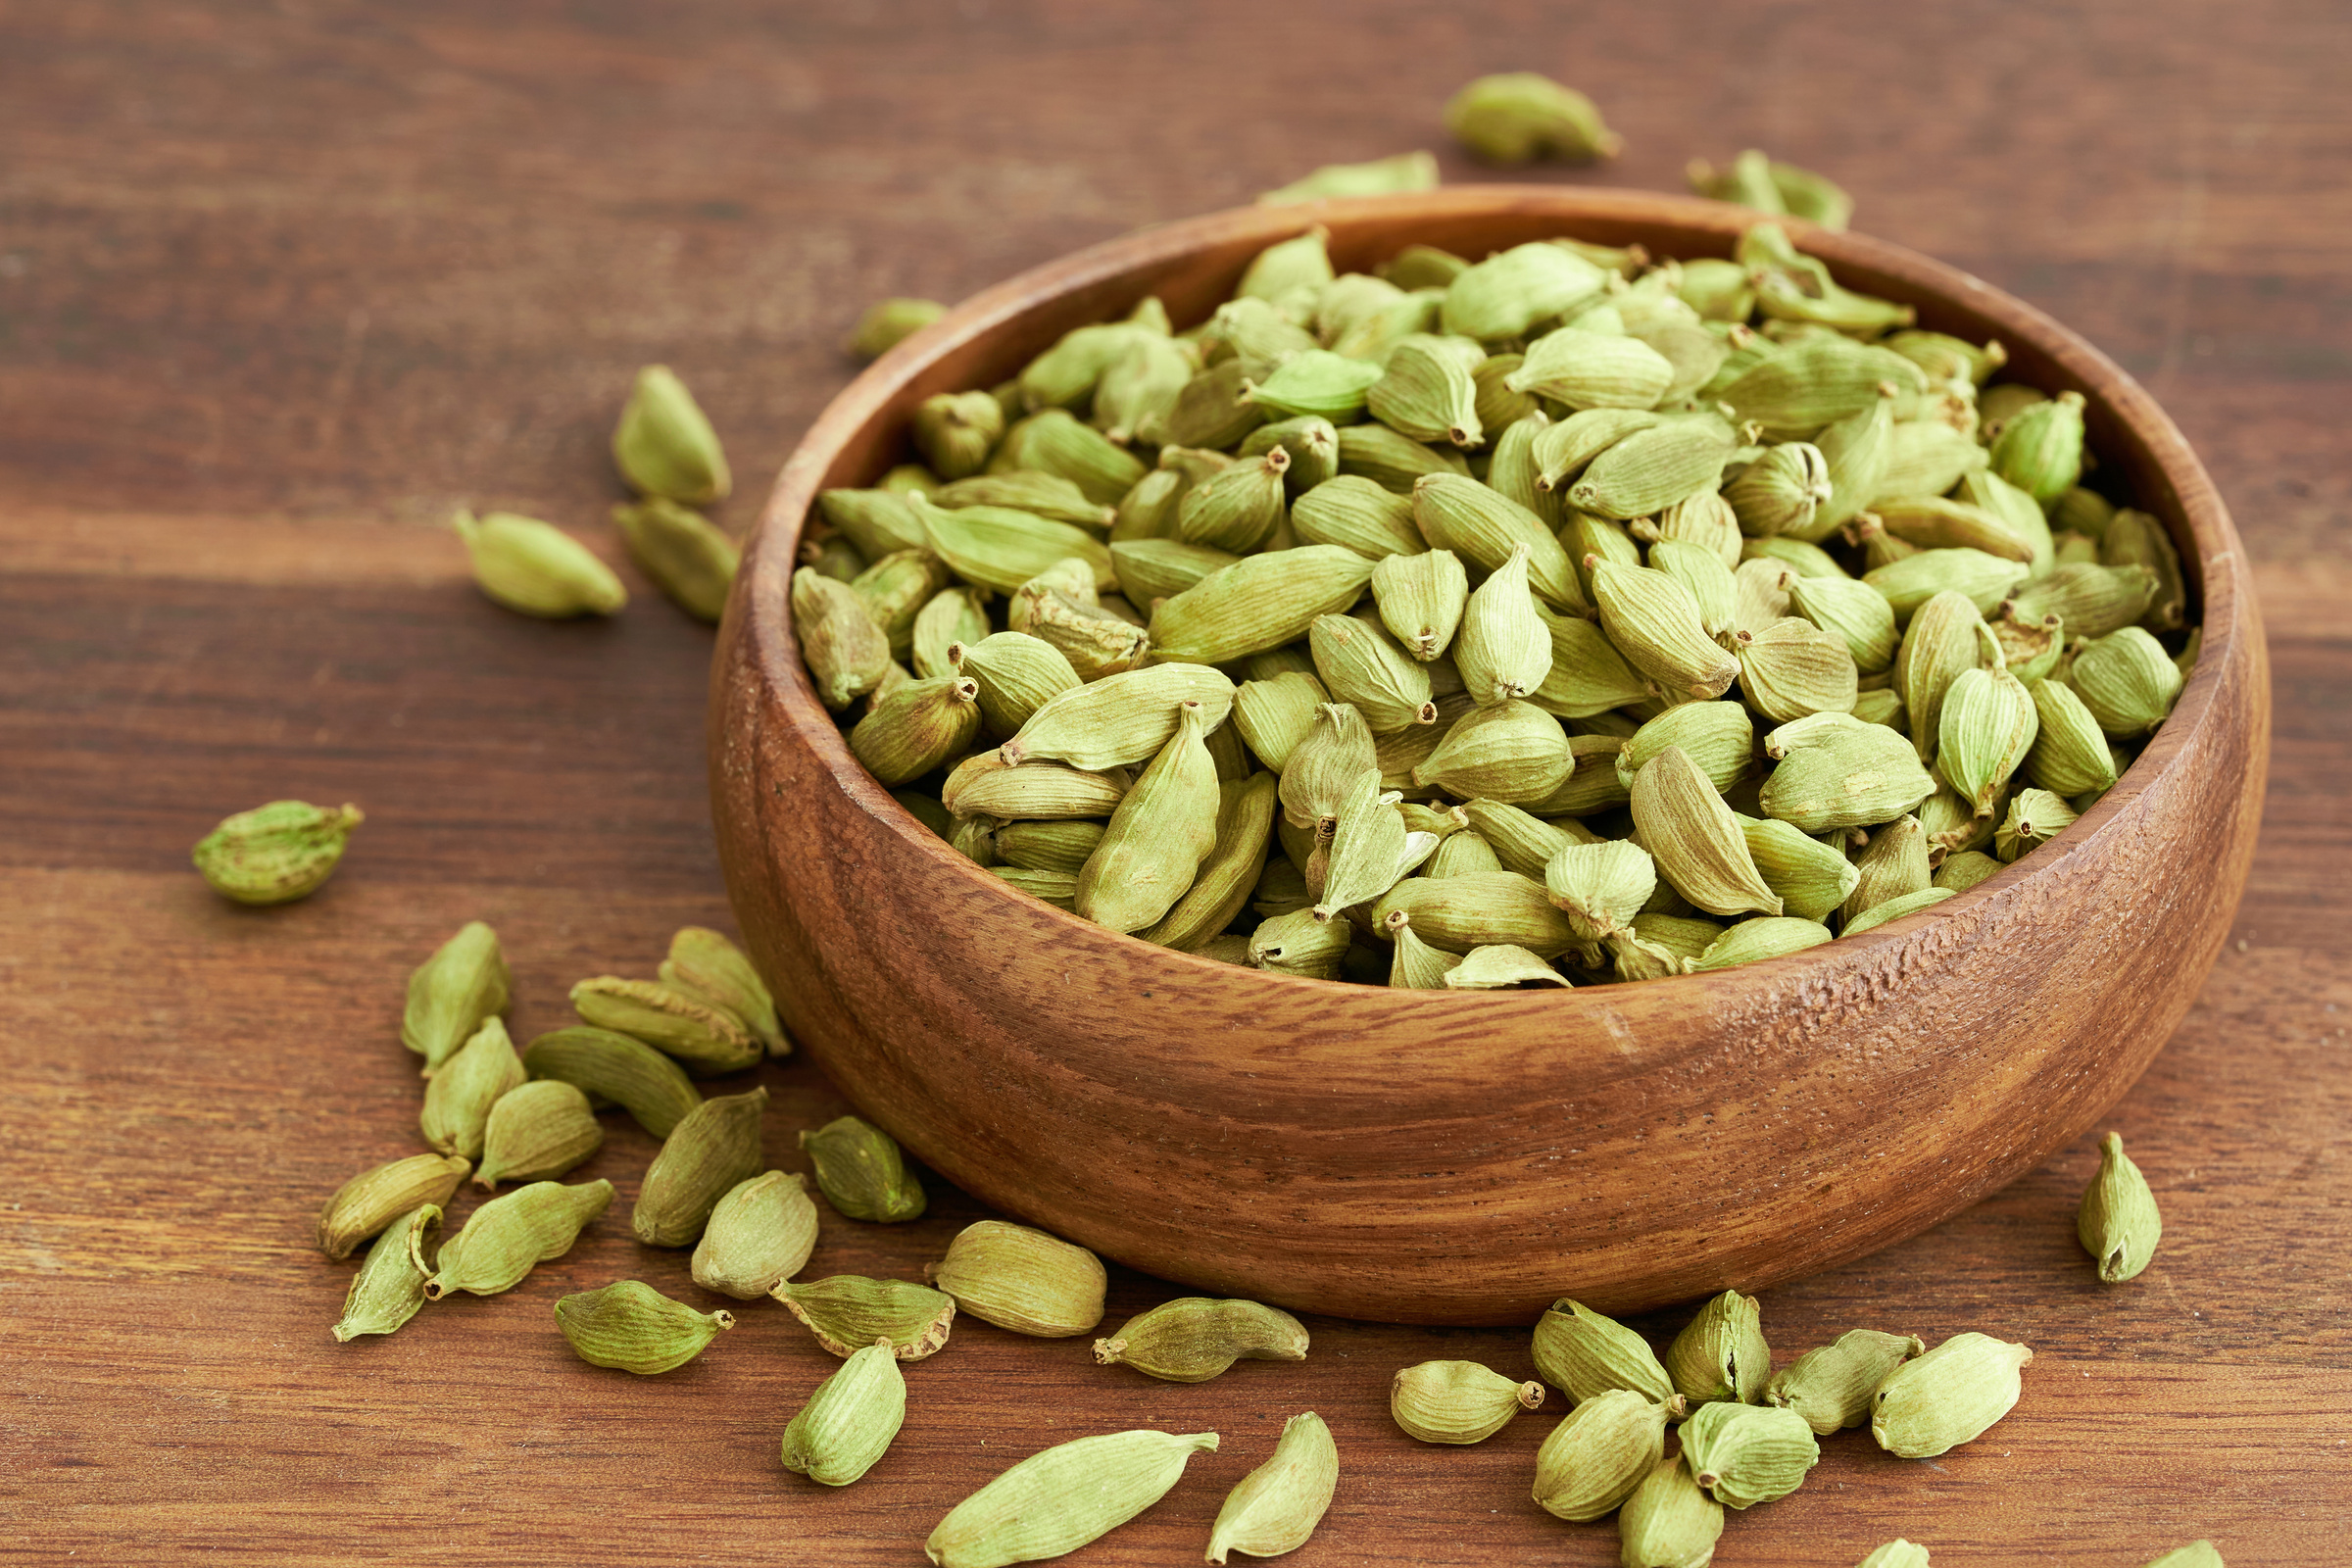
[4,3,2346,1561]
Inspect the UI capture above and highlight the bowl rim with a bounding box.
[742,185,2256,1000]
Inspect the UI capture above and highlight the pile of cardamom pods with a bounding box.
[796,220,2199,988]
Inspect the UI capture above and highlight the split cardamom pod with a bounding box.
[1665,1289,1773,1407]
[332,1203,440,1342]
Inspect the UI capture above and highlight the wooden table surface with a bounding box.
[4,3,2347,1562]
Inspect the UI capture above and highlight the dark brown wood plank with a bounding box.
[3,0,2348,1561]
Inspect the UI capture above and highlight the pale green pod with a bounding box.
[1412,472,1587,612]
[1896,589,1992,766]
[1936,663,2038,814]
[419,1016,525,1159]
[1532,1388,1674,1523]
[1870,1332,2034,1458]
[2008,562,2158,640]
[1588,559,1741,699]
[1017,319,1158,414]
[2069,626,2183,738]
[1440,241,1609,341]
[1371,871,1581,956]
[1616,702,1753,794]
[333,1203,440,1343]
[794,566,894,711]
[1863,547,2032,619]
[1280,702,1381,829]
[1446,74,1621,165]
[1995,786,2079,862]
[801,1113,926,1223]
[613,365,730,504]
[1095,333,1201,446]
[635,1087,767,1247]
[191,799,364,906]
[693,1170,819,1298]
[474,1079,602,1188]
[1368,334,1485,447]
[1759,715,1938,833]
[1678,256,1757,320]
[1569,419,1734,519]
[1391,1360,1545,1444]
[1111,539,1240,606]
[1721,333,1926,443]
[1202,297,1320,378]
[1878,419,1989,507]
[1788,572,1897,674]
[996,819,1107,875]
[1693,916,1834,968]
[2099,508,2187,631]
[1095,1297,1309,1383]
[1454,543,1552,706]
[1310,613,1436,732]
[1647,538,1739,642]
[929,1219,1107,1336]
[776,1275,957,1360]
[1544,838,1656,942]
[1841,814,1932,925]
[1618,1455,1724,1568]
[1873,496,2037,564]
[1001,663,1237,770]
[402,920,512,1075]
[782,1339,907,1486]
[1338,422,1472,493]
[1935,850,2002,891]
[852,676,984,787]
[1955,466,2056,580]
[1725,440,1834,538]
[2079,1130,2162,1283]
[1680,1400,1820,1508]
[1800,387,1896,538]
[943,756,1126,824]
[1530,609,1650,718]
[818,487,928,560]
[1258,150,1440,205]
[915,495,1116,596]
[846,298,945,360]
[1506,325,1675,411]
[1666,1289,1773,1407]
[1530,1298,1677,1404]
[1371,548,1469,662]
[1248,906,1353,979]
[925,1429,1220,1568]
[912,390,1007,480]
[1741,533,1848,580]
[1244,348,1384,421]
[1383,909,1464,988]
[1205,1410,1339,1565]
[912,589,993,680]
[1160,359,1268,449]
[569,976,761,1074]
[1838,886,1956,937]
[661,925,784,1056]
[1566,510,1642,603]
[1473,353,1541,434]
[951,632,1083,740]
[1532,407,1663,493]
[1411,700,1574,805]
[1740,815,1860,923]
[613,497,737,622]
[1291,474,1427,559]
[2141,1544,2224,1568]
[1238,226,1335,302]
[1765,1330,1925,1434]
[1856,1544,1933,1568]
[1176,448,1292,554]
[1075,700,1222,934]
[454,510,627,617]
[1632,747,1782,918]
[1233,672,1331,774]
[1316,766,1411,917]
[1989,389,2085,503]
[1147,547,1378,666]
[992,409,1149,504]
[317,1152,471,1261]
[419,1177,614,1299]
[556,1279,734,1374]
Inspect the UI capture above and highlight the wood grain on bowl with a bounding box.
[710,189,2268,1326]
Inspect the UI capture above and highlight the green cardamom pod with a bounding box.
[657,926,783,1055]
[2141,1544,2224,1568]
[1094,1297,1309,1383]
[1787,571,1897,674]
[612,497,737,622]
[1665,1289,1773,1407]
[316,1152,470,1261]
[2024,677,2118,798]
[474,1078,601,1188]
[1391,1360,1544,1444]
[854,548,956,661]
[1840,886,1955,937]
[1988,389,2085,503]
[521,1026,701,1140]
[775,1275,956,1360]
[1760,714,1938,833]
[1290,473,1426,560]
[1446,73,1621,164]
[692,1170,818,1299]
[2078,1131,2162,1283]
[1589,559,1741,699]
[1855,1542,1932,1568]
[926,1219,1107,1337]
[612,365,730,504]
[990,409,1148,505]
[2068,626,2183,738]
[1175,448,1291,554]
[1247,907,1352,978]
[419,1016,526,1158]
[1140,773,1279,950]
[1427,826,1503,877]
[1528,610,1646,718]
[569,976,760,1075]
[1725,441,1832,539]
[1988,601,2071,682]
[1383,909,1463,988]
[1936,661,2039,815]
[1870,1331,2034,1458]
[191,799,363,906]
[1337,421,1471,495]
[1016,320,1158,414]
[949,631,1081,740]
[2097,508,2186,632]
[1370,549,1468,664]
[1840,814,1932,926]
[1568,420,1734,521]
[1205,1410,1339,1565]
[1074,699,1222,933]
[911,495,1114,598]
[1736,615,1861,722]
[846,297,945,360]
[1310,612,1436,732]
[1544,838,1655,942]
[1095,334,1200,446]
[1863,547,2032,620]
[1935,849,2002,892]
[402,920,511,1076]
[1631,747,1781,918]
[1111,539,1237,606]
[1530,1298,1676,1404]
[1237,417,1341,499]
[332,1203,440,1342]
[635,1086,767,1247]
[1454,543,1551,706]
[2009,561,2158,642]
[782,1338,907,1485]
[943,755,1128,824]
[912,390,1007,480]
[454,510,627,617]
[418,1177,614,1299]
[1411,700,1574,805]
[1508,327,1675,413]
[1618,1454,1725,1568]
[999,662,1235,769]
[1995,787,2078,862]
[1371,870,1580,957]
[1148,547,1379,667]
[1260,151,1439,206]
[794,565,893,712]
[1615,702,1753,796]
[996,819,1107,875]
[817,486,925,559]
[1723,334,1924,444]
[1243,350,1383,423]
[1413,472,1587,612]
[935,473,1112,529]
[1315,766,1415,917]
[1532,1387,1675,1523]
[852,675,985,786]
[1695,915,1834,968]
[1680,1399,1819,1508]
[1233,673,1330,773]
[1765,1329,1925,1434]
[1366,334,1484,448]
[926,1429,1220,1568]
[1739,814,1860,923]
[801,1113,926,1223]
[555,1279,733,1373]
[1441,242,1608,341]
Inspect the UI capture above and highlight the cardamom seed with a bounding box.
[1680,1399,1820,1508]
[1765,1329,1925,1434]
[775,1274,956,1360]
[191,800,363,906]
[925,1429,1220,1568]
[635,1086,767,1247]
[927,1219,1107,1337]
[800,1113,926,1223]
[316,1152,470,1261]
[1530,1298,1677,1405]
[1632,747,1782,917]
[454,510,627,617]
[782,1338,907,1486]
[419,1016,526,1159]
[1533,1387,1676,1522]
[1094,1297,1309,1383]
[555,1279,733,1374]
[402,920,511,1076]
[418,1177,613,1299]
[1205,1410,1339,1564]
[2078,1131,2162,1283]
[693,1170,818,1298]
[1870,1331,2034,1458]
[569,976,761,1074]
[332,1202,440,1342]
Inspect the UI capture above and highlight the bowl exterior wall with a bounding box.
[712,190,2268,1324]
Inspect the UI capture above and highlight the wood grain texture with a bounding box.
[715,190,2268,1325]
[3,1,2347,1562]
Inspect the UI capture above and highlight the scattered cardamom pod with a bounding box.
[612,497,737,621]
[474,1078,602,1188]
[1206,1411,1338,1565]
[418,1177,613,1299]
[925,1429,1219,1568]
[1533,1387,1676,1522]
[1680,1399,1820,1508]
[1870,1331,2034,1457]
[847,297,945,361]
[2078,1130,2162,1283]
[316,1152,470,1261]
[1531,1298,1677,1404]
[1617,1454,1725,1568]
[332,1203,440,1343]
[555,1279,733,1373]
[1446,74,1622,163]
[521,1026,701,1140]
[400,920,511,1077]
[1093,1297,1309,1383]
[775,1274,956,1360]
[1390,1360,1544,1445]
[419,1016,526,1159]
[1855,1543,1932,1568]
[2141,1544,2224,1568]
[928,1219,1107,1337]
[634,1086,767,1247]
[782,1338,907,1485]
[801,1114,926,1223]
[693,1170,818,1299]
[192,800,364,906]
[1765,1329,1925,1434]
[569,975,761,1074]
[1666,1289,1773,1407]
[454,510,627,617]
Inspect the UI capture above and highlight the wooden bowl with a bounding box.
[710,189,2269,1326]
